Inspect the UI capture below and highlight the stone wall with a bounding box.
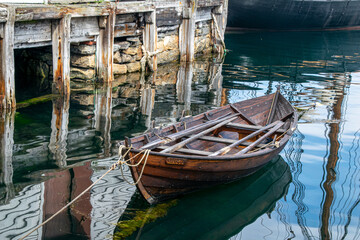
[195,20,213,56]
[113,36,142,74]
[70,43,96,82]
[157,26,180,65]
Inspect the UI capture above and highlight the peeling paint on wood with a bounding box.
[0,7,15,110]
[179,1,196,62]
[114,22,139,38]
[52,14,71,96]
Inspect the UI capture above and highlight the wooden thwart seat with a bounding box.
[236,121,285,155]
[160,116,239,153]
[225,122,286,133]
[141,113,238,150]
[209,120,284,156]
[156,137,267,156]
[197,136,266,148]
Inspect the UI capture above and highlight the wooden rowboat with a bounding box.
[120,91,297,204]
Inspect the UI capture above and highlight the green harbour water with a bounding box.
[1,30,360,239]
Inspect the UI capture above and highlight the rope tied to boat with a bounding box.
[19,145,151,240]
[117,145,151,185]
[153,132,173,144]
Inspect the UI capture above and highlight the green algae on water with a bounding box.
[16,94,58,109]
[113,200,177,240]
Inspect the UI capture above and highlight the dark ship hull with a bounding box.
[227,0,360,30]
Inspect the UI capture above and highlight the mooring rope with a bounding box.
[211,13,226,52]
[19,145,150,240]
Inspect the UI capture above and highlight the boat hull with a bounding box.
[122,92,297,204]
[227,0,360,30]
[127,134,288,203]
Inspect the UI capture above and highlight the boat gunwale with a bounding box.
[126,111,297,161]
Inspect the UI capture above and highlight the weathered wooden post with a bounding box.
[0,7,15,110]
[52,14,71,96]
[49,97,69,168]
[96,7,115,82]
[179,0,197,62]
[143,10,157,71]
[0,110,15,203]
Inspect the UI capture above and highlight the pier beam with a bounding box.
[96,9,116,82]
[0,7,15,110]
[52,15,71,96]
[179,0,197,62]
[143,10,157,71]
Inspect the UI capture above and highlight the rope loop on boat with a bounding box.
[153,132,173,144]
[117,145,151,185]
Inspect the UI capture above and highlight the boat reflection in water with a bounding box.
[114,155,291,240]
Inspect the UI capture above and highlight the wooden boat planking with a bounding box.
[120,92,298,204]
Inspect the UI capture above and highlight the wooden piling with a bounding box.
[52,14,71,96]
[143,10,157,71]
[179,0,197,62]
[96,8,115,82]
[0,7,15,110]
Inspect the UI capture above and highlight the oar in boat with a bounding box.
[140,113,239,150]
[160,116,239,153]
[235,121,285,155]
[209,120,283,157]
